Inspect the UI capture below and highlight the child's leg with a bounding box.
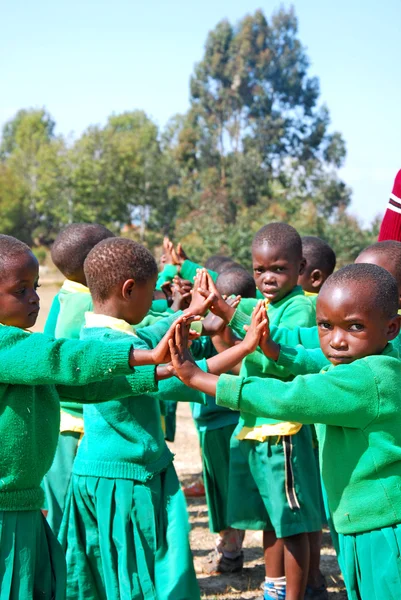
[263,530,310,599]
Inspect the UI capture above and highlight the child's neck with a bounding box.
[92,302,137,326]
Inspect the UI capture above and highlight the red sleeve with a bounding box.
[378,169,401,242]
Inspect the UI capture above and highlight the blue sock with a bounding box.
[264,576,286,600]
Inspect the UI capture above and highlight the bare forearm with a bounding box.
[187,370,219,396]
[207,341,250,375]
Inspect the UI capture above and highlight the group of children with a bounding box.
[1,216,401,600]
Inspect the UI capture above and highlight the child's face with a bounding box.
[252,243,304,304]
[355,251,401,308]
[297,265,325,294]
[0,252,40,329]
[122,274,158,325]
[317,282,400,366]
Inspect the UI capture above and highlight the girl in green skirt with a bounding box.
[60,238,214,600]
[0,235,194,600]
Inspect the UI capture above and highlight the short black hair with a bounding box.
[215,259,245,274]
[321,263,399,318]
[252,222,302,260]
[216,268,256,298]
[205,255,232,272]
[357,241,401,287]
[51,223,114,279]
[84,238,158,302]
[0,235,33,274]
[301,236,336,275]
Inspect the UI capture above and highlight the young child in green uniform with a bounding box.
[60,238,213,600]
[298,236,336,307]
[42,223,114,535]
[198,223,323,600]
[194,267,257,575]
[169,262,401,600]
[0,234,193,600]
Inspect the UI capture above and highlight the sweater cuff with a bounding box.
[180,260,197,282]
[229,309,250,338]
[277,345,299,370]
[100,340,136,376]
[216,374,243,411]
[127,365,158,394]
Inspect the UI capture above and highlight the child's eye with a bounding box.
[16,288,26,295]
[318,322,332,330]
[274,267,285,273]
[349,323,364,332]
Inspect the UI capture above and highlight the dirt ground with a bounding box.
[35,282,347,600]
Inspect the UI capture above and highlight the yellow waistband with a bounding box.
[60,410,85,434]
[236,422,302,442]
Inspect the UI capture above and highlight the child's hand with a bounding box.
[185,269,216,317]
[201,310,226,336]
[173,242,189,265]
[257,308,281,361]
[170,277,193,312]
[163,237,180,266]
[151,315,200,365]
[168,321,201,386]
[242,301,268,353]
[196,271,236,323]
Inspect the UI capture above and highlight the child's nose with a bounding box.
[330,330,347,349]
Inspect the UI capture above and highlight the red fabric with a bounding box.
[378,170,401,241]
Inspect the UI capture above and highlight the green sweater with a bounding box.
[156,264,178,290]
[216,343,401,535]
[235,286,316,429]
[0,325,155,511]
[75,314,207,481]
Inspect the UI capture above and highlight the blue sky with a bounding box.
[1,0,400,225]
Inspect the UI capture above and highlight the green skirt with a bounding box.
[339,523,401,599]
[59,465,200,600]
[199,424,236,533]
[0,510,66,599]
[42,431,81,536]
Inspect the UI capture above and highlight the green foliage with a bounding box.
[0,7,378,266]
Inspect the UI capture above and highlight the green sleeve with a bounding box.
[216,361,379,428]
[277,345,330,375]
[0,327,134,386]
[57,365,158,402]
[136,313,181,348]
[43,293,61,336]
[180,259,218,283]
[237,298,258,316]
[190,336,215,360]
[278,298,315,329]
[156,264,179,290]
[156,359,208,405]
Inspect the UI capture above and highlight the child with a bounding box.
[60,238,212,600]
[42,223,115,535]
[193,267,256,575]
[170,263,401,600]
[199,223,323,600]
[0,234,193,600]
[298,236,336,301]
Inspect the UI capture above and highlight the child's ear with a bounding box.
[310,269,324,290]
[298,257,307,276]
[387,315,401,341]
[122,278,136,300]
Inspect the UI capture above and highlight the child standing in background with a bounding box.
[298,236,336,305]
[42,223,114,535]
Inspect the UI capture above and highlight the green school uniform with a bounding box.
[0,324,150,600]
[155,264,178,290]
[190,340,240,532]
[60,313,205,600]
[43,292,61,336]
[216,343,401,599]
[226,287,321,536]
[42,280,92,536]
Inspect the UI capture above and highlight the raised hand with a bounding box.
[242,301,269,353]
[185,269,216,317]
[162,237,178,265]
[175,242,189,265]
[151,314,200,365]
[170,277,193,311]
[168,321,199,386]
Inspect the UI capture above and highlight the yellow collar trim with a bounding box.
[84,312,137,337]
[62,280,90,295]
[304,291,318,297]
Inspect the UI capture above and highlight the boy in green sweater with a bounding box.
[42,223,114,535]
[60,237,214,600]
[0,234,203,600]
[169,263,401,600]
[197,223,322,600]
[298,236,336,307]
